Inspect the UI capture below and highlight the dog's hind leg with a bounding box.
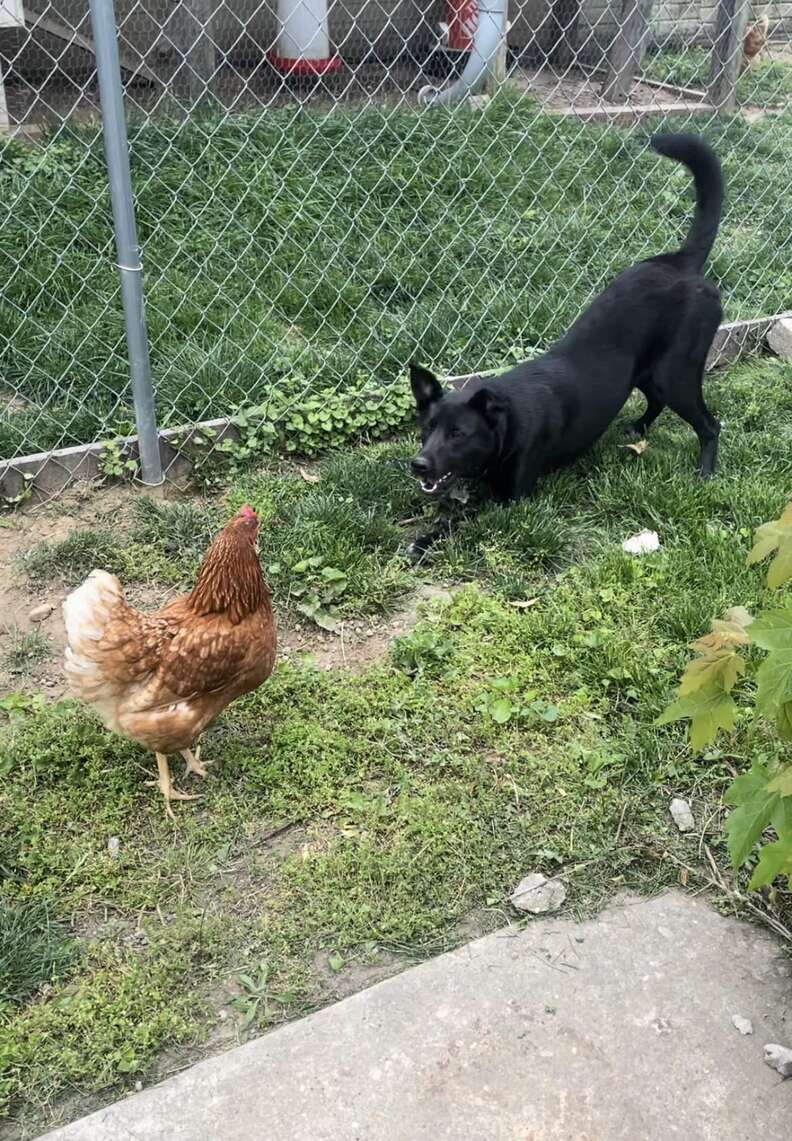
[626,382,665,439]
[666,378,720,478]
[652,285,722,477]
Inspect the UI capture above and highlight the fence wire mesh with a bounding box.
[1,0,791,496]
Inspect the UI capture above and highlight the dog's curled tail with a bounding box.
[650,133,723,271]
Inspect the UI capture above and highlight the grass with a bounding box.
[2,354,792,1132]
[643,48,792,108]
[2,629,51,677]
[0,898,76,1010]
[2,89,792,460]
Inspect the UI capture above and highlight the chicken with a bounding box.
[63,505,276,818]
[742,14,769,73]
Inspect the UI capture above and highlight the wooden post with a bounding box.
[708,0,749,112]
[601,0,654,101]
[169,0,216,103]
[487,4,509,92]
[0,60,9,134]
[543,0,582,70]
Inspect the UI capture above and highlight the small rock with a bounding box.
[510,873,566,914]
[107,836,120,858]
[670,798,695,833]
[764,1043,792,1077]
[28,603,54,623]
[767,317,792,361]
[622,529,660,556]
[731,1014,753,1036]
[134,1081,143,1093]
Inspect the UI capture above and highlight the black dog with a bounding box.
[409,133,723,547]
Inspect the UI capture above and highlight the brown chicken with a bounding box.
[742,14,769,72]
[63,505,276,818]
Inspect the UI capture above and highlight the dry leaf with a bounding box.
[298,467,320,484]
[509,598,539,609]
[622,439,649,455]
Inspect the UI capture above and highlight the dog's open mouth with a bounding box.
[420,472,455,496]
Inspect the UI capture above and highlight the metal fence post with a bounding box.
[88,0,163,486]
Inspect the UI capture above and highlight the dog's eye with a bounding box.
[449,427,463,439]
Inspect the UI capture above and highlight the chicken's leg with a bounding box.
[181,746,213,779]
[149,753,202,820]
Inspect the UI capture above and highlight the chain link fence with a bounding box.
[1,0,791,498]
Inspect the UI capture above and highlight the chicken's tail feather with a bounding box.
[62,570,127,703]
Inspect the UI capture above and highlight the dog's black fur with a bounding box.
[409,133,724,546]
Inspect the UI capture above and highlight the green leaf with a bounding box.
[656,686,737,752]
[312,608,338,632]
[755,650,792,716]
[772,796,792,840]
[490,699,514,724]
[678,650,743,695]
[724,764,771,806]
[768,533,792,589]
[747,609,792,651]
[240,1002,259,1029]
[766,766,792,796]
[747,838,792,891]
[321,566,346,582]
[725,790,779,869]
[776,701,792,741]
[328,950,344,972]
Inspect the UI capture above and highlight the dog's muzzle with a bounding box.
[410,457,455,496]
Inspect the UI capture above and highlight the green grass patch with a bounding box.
[0,896,77,1011]
[2,356,792,1127]
[2,90,792,460]
[643,48,792,108]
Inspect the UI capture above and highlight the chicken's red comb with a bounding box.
[237,504,258,521]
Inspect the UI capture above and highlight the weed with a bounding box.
[2,628,51,675]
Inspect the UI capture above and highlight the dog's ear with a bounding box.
[468,387,508,451]
[410,363,443,413]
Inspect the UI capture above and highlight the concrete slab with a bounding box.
[43,892,792,1141]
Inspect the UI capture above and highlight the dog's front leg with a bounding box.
[406,519,455,563]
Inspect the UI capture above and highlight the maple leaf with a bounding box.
[656,685,737,752]
[747,838,792,891]
[746,502,792,589]
[678,649,744,695]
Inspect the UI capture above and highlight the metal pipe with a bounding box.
[419,0,508,106]
[88,0,163,486]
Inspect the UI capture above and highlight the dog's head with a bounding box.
[409,364,507,496]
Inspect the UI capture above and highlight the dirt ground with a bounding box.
[0,482,447,701]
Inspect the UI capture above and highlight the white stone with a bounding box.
[767,317,792,360]
[622,529,660,556]
[731,1015,753,1036]
[763,1043,792,1077]
[509,873,566,914]
[670,798,695,833]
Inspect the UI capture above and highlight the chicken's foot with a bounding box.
[147,753,202,820]
[181,746,212,779]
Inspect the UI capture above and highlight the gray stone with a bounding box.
[764,1043,792,1077]
[40,893,792,1141]
[509,871,567,913]
[731,1014,753,1035]
[767,316,792,360]
[670,797,695,832]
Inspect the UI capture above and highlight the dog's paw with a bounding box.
[406,536,435,563]
[623,420,644,441]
